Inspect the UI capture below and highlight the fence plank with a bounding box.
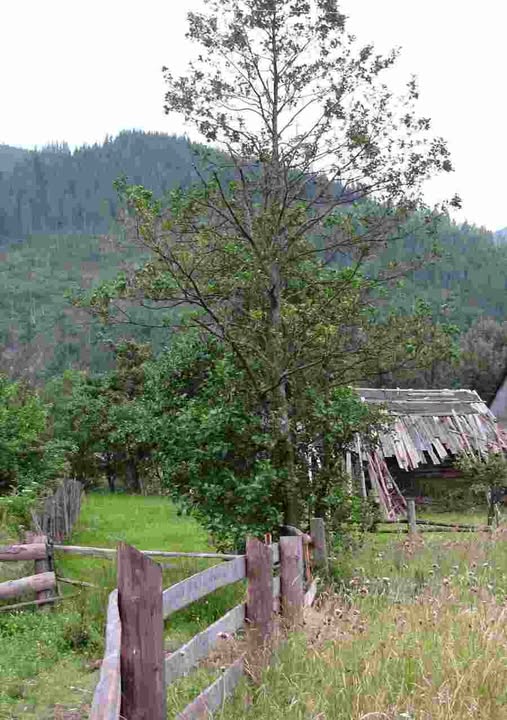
[118,543,165,720]
[163,556,246,618]
[177,657,244,720]
[0,543,47,562]
[90,589,121,720]
[272,574,281,613]
[246,538,273,639]
[165,603,245,685]
[0,571,56,601]
[310,518,328,572]
[304,579,318,607]
[271,543,280,566]
[33,480,83,541]
[280,536,304,623]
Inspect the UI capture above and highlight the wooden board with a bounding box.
[0,543,47,562]
[90,590,121,720]
[310,518,328,571]
[53,544,240,560]
[0,571,55,600]
[246,538,273,639]
[165,603,245,685]
[53,544,116,558]
[118,543,165,720]
[163,556,245,618]
[280,536,304,621]
[304,579,318,607]
[176,657,244,720]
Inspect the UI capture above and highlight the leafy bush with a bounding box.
[456,450,507,498]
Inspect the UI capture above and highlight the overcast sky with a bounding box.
[1,0,505,230]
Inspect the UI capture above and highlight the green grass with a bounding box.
[0,492,244,719]
[4,497,504,719]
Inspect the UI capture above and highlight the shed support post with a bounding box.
[407,500,418,536]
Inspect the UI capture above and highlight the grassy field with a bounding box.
[0,492,243,720]
[219,519,507,720]
[2,498,506,719]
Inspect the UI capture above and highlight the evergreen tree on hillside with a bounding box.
[0,132,197,239]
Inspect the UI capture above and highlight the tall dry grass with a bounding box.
[220,529,507,719]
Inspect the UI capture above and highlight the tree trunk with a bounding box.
[106,464,116,493]
[125,457,140,493]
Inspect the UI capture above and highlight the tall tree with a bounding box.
[87,0,457,525]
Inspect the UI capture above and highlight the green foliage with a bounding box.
[0,376,70,517]
[141,334,283,548]
[456,451,507,497]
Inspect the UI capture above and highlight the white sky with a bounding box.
[1,0,505,231]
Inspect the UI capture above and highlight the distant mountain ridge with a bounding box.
[0,130,506,381]
[0,131,197,239]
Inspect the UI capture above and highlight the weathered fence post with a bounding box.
[407,499,418,536]
[25,531,53,609]
[280,535,304,624]
[310,518,328,573]
[246,537,273,640]
[118,543,165,720]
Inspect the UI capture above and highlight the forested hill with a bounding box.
[0,130,507,380]
[0,132,196,240]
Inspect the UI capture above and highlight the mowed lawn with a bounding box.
[0,492,232,719]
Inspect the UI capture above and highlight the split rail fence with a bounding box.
[0,533,56,611]
[89,517,328,720]
[0,480,83,611]
[378,499,493,535]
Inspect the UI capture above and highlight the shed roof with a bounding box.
[355,387,506,471]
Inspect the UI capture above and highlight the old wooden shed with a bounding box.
[355,387,507,519]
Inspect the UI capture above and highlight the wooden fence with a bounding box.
[32,479,83,541]
[0,534,57,611]
[0,479,83,611]
[89,518,328,720]
[377,499,492,535]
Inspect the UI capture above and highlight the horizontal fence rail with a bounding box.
[53,544,241,560]
[0,543,47,562]
[0,534,57,610]
[163,556,246,618]
[0,571,56,601]
[165,603,246,685]
[176,657,245,720]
